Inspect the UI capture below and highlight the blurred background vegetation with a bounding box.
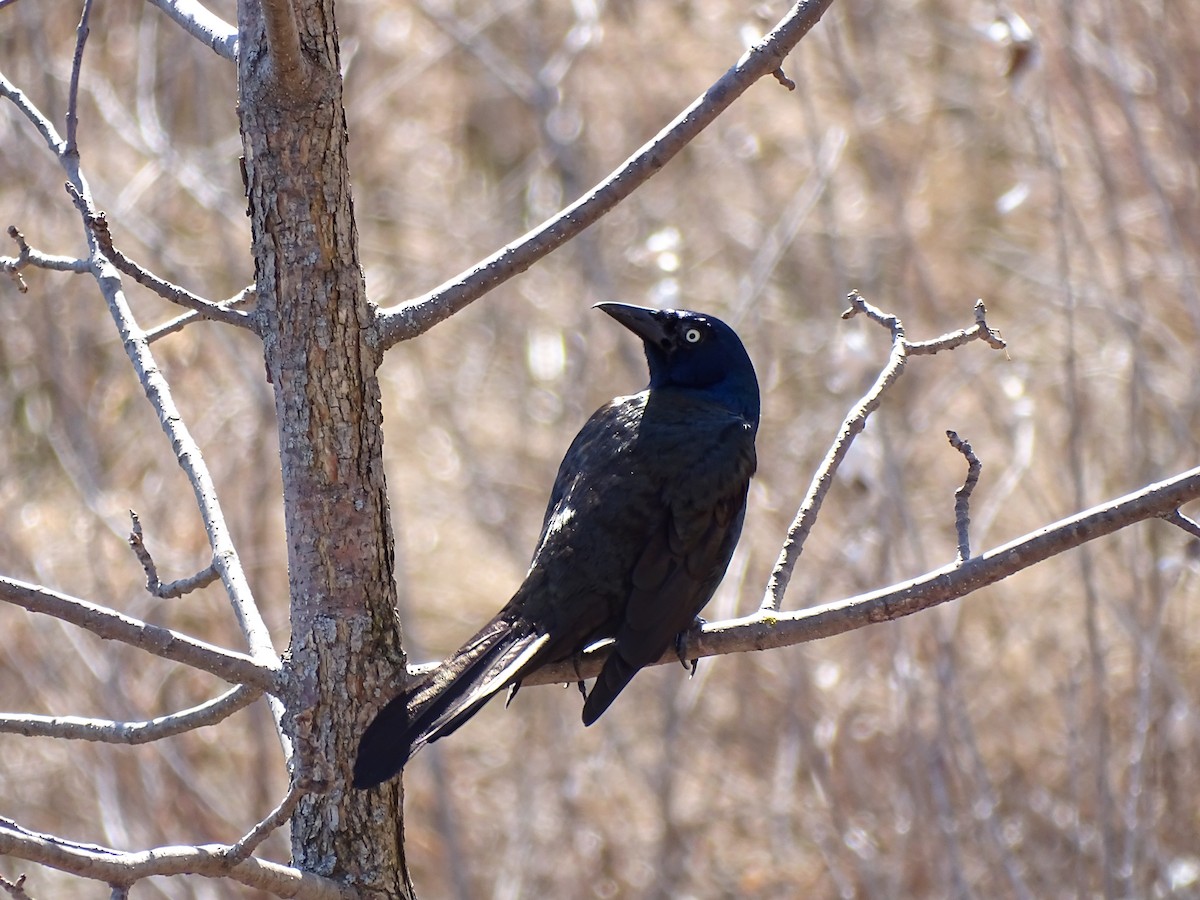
[2,0,1199,896]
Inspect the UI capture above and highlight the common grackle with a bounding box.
[353,303,759,788]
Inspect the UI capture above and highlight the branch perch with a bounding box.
[494,464,1200,688]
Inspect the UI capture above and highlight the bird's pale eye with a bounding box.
[684,328,702,343]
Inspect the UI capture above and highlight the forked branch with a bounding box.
[0,576,278,691]
[761,292,1006,612]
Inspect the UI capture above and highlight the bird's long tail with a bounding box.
[353,618,550,788]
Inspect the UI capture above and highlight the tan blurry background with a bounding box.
[2,0,1199,897]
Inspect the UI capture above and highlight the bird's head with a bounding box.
[596,303,760,428]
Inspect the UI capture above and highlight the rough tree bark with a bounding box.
[237,0,411,893]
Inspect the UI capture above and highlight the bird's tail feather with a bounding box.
[353,620,550,788]
[581,650,638,726]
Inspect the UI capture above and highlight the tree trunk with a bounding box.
[236,0,412,894]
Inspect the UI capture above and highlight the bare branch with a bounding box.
[0,74,67,156]
[144,0,238,61]
[0,818,355,900]
[2,226,90,292]
[3,51,287,756]
[762,292,1006,612]
[145,284,257,343]
[128,510,220,598]
[82,208,257,332]
[500,464,1200,687]
[0,576,278,691]
[220,781,306,866]
[0,684,260,743]
[907,299,1008,355]
[61,176,277,670]
[947,431,982,564]
[373,0,837,350]
[64,0,96,155]
[1163,509,1200,541]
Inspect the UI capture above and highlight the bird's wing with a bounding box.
[582,411,756,724]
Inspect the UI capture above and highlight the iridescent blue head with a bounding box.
[597,303,760,430]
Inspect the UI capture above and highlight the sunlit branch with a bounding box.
[83,209,257,331]
[63,0,96,155]
[2,226,90,293]
[0,817,353,900]
[144,0,238,61]
[128,510,220,599]
[0,684,261,743]
[761,293,1006,612]
[373,0,837,350]
[145,284,257,342]
[0,576,278,691]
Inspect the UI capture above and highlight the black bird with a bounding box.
[353,303,759,788]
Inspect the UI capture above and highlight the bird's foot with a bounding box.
[675,617,705,677]
[571,652,588,701]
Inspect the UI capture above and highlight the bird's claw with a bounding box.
[675,617,705,676]
[571,652,588,701]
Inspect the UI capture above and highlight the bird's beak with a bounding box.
[595,302,669,346]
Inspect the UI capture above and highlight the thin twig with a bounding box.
[1162,509,1200,540]
[80,207,256,332]
[2,226,90,292]
[220,781,306,866]
[128,510,220,598]
[145,284,256,342]
[0,576,278,691]
[0,684,261,743]
[0,74,67,155]
[64,0,96,155]
[373,0,837,350]
[906,299,1007,355]
[946,431,982,564]
[760,292,908,612]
